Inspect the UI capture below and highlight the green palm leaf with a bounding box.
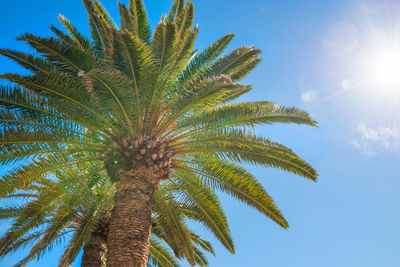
[174,154,289,228]
[148,238,179,267]
[169,170,234,253]
[58,15,94,53]
[129,0,152,44]
[0,49,54,74]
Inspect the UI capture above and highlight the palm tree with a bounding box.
[0,158,215,266]
[0,0,318,265]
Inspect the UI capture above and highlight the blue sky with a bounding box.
[1,0,400,266]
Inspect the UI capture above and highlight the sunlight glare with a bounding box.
[361,43,400,91]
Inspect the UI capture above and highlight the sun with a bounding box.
[350,34,400,114]
[362,43,400,90]
[316,1,400,118]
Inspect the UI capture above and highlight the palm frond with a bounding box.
[16,33,98,73]
[204,46,261,81]
[193,246,208,267]
[159,75,250,132]
[173,129,318,180]
[0,85,109,137]
[81,0,113,57]
[175,101,317,138]
[169,171,234,253]
[174,155,289,228]
[176,2,194,38]
[189,233,214,256]
[153,188,196,265]
[0,49,54,74]
[178,33,234,85]
[58,15,94,52]
[129,0,152,44]
[166,0,185,23]
[148,238,179,267]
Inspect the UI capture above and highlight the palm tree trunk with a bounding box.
[106,172,157,267]
[81,234,106,267]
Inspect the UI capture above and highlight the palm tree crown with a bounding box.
[0,0,318,265]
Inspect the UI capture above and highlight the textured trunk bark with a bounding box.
[106,173,157,267]
[81,234,106,267]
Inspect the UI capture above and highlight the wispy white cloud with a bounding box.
[350,122,400,156]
